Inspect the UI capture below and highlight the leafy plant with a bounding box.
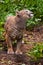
[27,43,43,60]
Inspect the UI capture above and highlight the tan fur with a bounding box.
[4,9,33,54]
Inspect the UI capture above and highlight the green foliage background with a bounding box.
[27,43,43,60]
[0,0,43,39]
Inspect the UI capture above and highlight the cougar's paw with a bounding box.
[7,48,14,54]
[15,50,22,55]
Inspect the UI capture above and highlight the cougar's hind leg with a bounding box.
[5,33,14,54]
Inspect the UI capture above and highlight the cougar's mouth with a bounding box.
[30,12,34,16]
[27,12,34,17]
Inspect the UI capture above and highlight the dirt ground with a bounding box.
[0,26,43,65]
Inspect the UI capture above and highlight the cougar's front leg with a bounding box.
[5,33,14,54]
[15,40,22,54]
[15,36,23,54]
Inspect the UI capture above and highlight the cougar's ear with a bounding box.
[16,10,21,17]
